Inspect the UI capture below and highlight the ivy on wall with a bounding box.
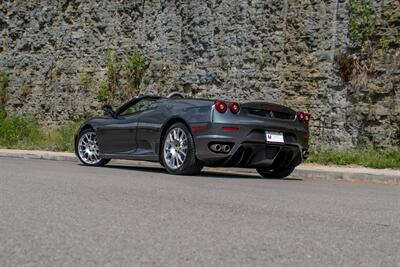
[339,0,399,83]
[348,0,377,53]
[348,0,399,55]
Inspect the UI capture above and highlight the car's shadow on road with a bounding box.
[102,164,302,180]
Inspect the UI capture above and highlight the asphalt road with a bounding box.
[0,158,399,267]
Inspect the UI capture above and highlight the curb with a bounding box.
[0,149,76,162]
[0,149,399,183]
[291,168,400,184]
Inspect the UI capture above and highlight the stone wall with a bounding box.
[0,0,399,148]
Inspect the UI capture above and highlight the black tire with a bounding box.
[161,122,203,175]
[75,129,110,167]
[256,166,295,179]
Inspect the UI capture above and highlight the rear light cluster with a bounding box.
[296,111,311,124]
[215,100,227,113]
[215,100,240,114]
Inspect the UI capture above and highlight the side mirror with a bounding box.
[102,104,115,117]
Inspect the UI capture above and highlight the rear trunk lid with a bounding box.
[241,102,296,121]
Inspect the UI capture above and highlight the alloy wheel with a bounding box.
[163,128,188,169]
[78,132,101,165]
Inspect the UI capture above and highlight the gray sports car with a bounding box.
[74,93,310,178]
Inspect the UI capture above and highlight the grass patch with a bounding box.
[308,148,400,169]
[0,116,80,152]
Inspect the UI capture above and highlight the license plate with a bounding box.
[266,131,284,143]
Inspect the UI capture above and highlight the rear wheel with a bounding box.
[256,166,295,179]
[76,129,110,166]
[161,122,203,175]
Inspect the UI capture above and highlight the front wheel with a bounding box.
[161,123,203,175]
[76,129,110,166]
[256,166,295,179]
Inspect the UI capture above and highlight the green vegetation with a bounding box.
[106,50,122,94]
[0,116,42,147]
[0,71,9,119]
[0,116,81,152]
[380,35,390,54]
[78,71,94,91]
[19,83,32,100]
[0,108,6,120]
[348,0,399,55]
[308,148,400,169]
[395,128,400,145]
[97,81,110,102]
[349,0,377,53]
[124,51,147,96]
[342,1,398,84]
[98,48,148,104]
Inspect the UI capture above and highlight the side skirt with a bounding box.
[100,153,159,162]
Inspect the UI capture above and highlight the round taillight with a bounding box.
[297,111,304,121]
[229,102,240,114]
[215,100,227,113]
[303,113,311,123]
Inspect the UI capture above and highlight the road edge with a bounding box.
[0,149,399,184]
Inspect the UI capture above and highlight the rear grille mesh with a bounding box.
[247,108,294,120]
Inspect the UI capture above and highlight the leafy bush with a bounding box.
[124,51,148,96]
[0,116,81,152]
[106,50,122,94]
[97,81,110,102]
[44,121,81,152]
[0,116,43,148]
[99,48,148,104]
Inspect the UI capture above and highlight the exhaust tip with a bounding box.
[210,144,222,152]
[209,143,232,153]
[222,144,231,153]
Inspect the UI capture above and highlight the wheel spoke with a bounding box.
[175,129,179,141]
[173,159,177,167]
[177,154,183,164]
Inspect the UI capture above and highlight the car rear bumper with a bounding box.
[191,122,309,168]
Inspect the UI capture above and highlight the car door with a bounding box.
[97,97,159,156]
[136,100,166,157]
[97,113,139,156]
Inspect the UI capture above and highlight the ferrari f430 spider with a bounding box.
[75,93,310,178]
